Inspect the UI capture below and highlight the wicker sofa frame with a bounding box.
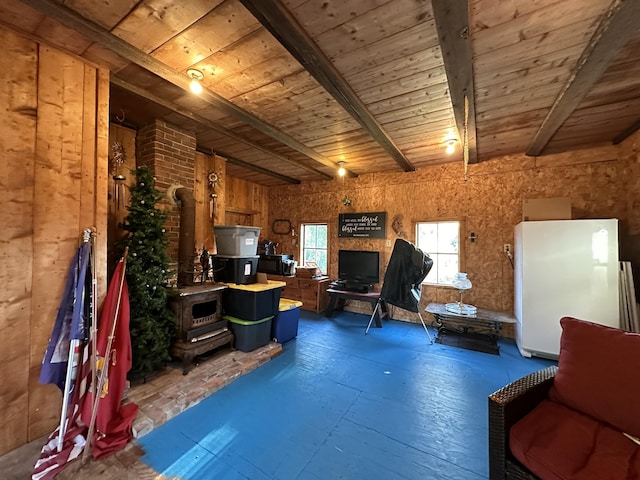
[488,365,559,479]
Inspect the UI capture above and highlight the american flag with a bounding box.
[33,239,94,479]
[32,341,92,480]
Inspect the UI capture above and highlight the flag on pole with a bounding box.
[33,236,93,480]
[81,255,138,459]
[38,242,91,390]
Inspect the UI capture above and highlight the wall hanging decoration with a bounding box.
[342,195,352,206]
[391,214,407,238]
[338,212,386,238]
[207,171,219,220]
[271,218,292,235]
[111,141,127,210]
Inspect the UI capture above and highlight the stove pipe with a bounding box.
[173,186,195,287]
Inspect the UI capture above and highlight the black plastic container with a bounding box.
[225,315,273,352]
[223,282,283,321]
[212,255,259,285]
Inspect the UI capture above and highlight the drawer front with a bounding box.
[300,290,318,307]
[283,287,302,301]
[296,278,315,290]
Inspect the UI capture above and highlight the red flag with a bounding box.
[81,259,138,459]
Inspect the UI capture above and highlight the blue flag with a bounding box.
[39,242,91,390]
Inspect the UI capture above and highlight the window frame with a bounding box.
[299,222,329,275]
[415,218,465,287]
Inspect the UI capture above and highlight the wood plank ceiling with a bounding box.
[2,0,639,185]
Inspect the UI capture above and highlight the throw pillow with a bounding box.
[549,317,640,437]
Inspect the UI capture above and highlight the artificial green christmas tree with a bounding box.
[118,166,175,379]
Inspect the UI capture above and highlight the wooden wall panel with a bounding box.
[194,151,227,252]
[0,25,108,455]
[223,174,268,234]
[0,27,37,456]
[107,123,136,273]
[29,46,85,440]
[94,67,110,300]
[194,151,211,251]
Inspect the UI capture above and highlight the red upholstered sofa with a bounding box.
[488,317,640,479]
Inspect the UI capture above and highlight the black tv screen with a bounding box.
[338,250,380,284]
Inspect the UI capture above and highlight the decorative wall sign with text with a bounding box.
[338,212,386,238]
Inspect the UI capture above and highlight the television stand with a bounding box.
[324,288,388,328]
[346,282,371,293]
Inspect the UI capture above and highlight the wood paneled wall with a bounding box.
[224,175,268,233]
[268,139,639,326]
[107,124,136,274]
[0,27,108,455]
[194,151,227,252]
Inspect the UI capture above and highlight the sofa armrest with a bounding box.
[488,365,558,479]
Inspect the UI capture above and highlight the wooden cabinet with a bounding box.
[267,274,330,313]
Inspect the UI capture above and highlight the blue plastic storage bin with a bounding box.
[272,298,302,343]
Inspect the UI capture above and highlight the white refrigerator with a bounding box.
[514,219,619,358]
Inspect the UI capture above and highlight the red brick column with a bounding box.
[136,119,196,268]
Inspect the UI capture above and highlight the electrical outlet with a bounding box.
[503,243,512,254]
[386,240,392,247]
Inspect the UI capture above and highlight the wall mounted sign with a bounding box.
[338,212,386,238]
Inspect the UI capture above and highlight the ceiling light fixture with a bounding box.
[445,138,456,155]
[337,161,346,177]
[187,69,204,94]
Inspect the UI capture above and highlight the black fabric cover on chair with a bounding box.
[380,238,433,313]
[367,238,433,341]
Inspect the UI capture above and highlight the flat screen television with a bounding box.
[338,250,380,285]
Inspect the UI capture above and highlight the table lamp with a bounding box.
[445,272,477,315]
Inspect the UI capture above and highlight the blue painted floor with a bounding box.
[139,311,555,479]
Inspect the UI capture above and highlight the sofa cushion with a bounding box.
[510,399,640,480]
[548,317,640,438]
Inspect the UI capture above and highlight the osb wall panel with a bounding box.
[0,26,109,456]
[618,130,640,287]
[268,143,637,327]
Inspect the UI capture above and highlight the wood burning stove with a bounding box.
[168,284,233,374]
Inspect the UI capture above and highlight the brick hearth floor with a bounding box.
[128,342,282,439]
[1,342,282,480]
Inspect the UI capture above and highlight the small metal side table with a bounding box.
[425,303,516,354]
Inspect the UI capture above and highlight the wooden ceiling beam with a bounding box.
[527,0,640,156]
[21,0,356,178]
[240,0,415,173]
[111,77,333,180]
[432,0,478,164]
[195,147,300,185]
[613,116,640,145]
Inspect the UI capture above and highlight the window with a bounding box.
[300,223,328,274]
[416,221,460,285]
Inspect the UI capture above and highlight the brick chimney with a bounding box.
[137,119,197,279]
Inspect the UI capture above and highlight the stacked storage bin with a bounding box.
[222,281,285,351]
[272,298,303,343]
[212,225,261,285]
[213,223,287,352]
